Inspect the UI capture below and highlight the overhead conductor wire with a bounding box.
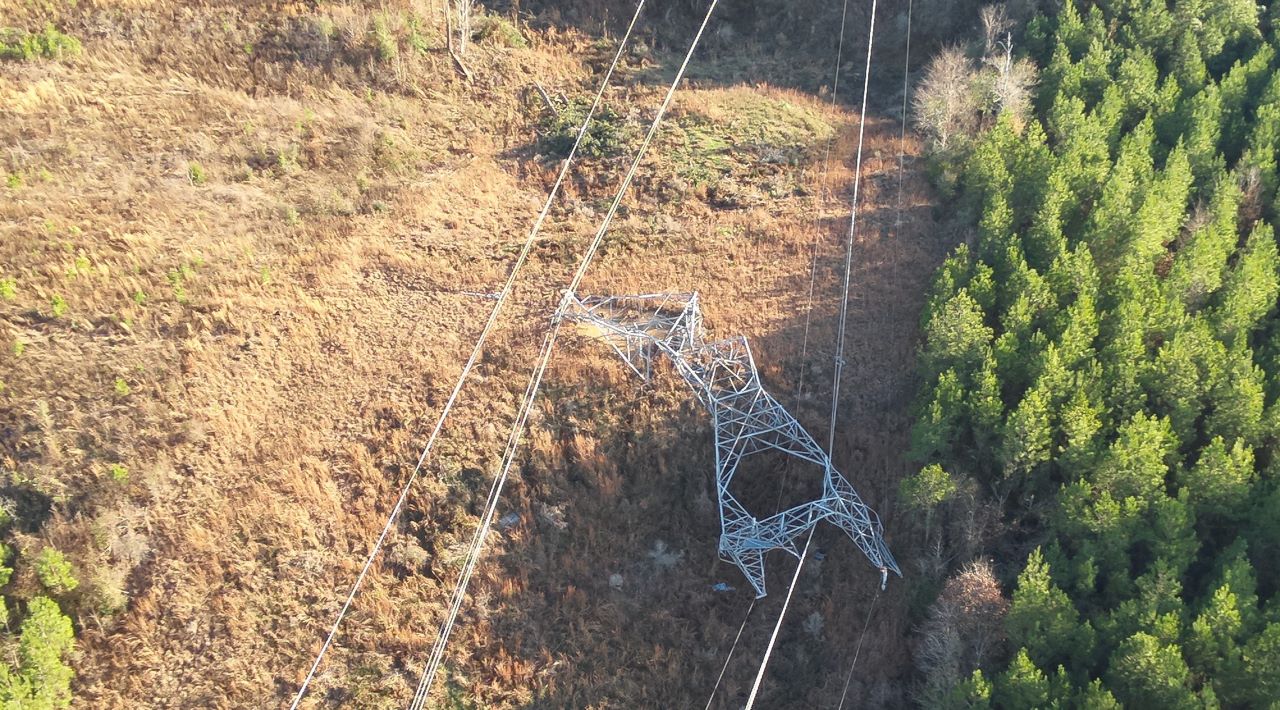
[409,1,723,706]
[707,2,853,707]
[287,2,648,706]
[834,1,911,706]
[743,0,878,707]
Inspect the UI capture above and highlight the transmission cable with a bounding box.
[286,4,648,706]
[717,1,849,704]
[408,2,722,706]
[836,588,882,709]
[702,599,757,710]
[831,4,911,705]
[894,0,914,234]
[834,1,916,706]
[775,0,853,515]
[742,0,878,707]
[793,0,853,410]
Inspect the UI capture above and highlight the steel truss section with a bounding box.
[565,293,901,597]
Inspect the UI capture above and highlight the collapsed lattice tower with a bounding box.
[565,293,900,597]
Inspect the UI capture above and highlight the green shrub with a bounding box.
[370,15,397,62]
[473,15,525,48]
[187,162,206,185]
[32,548,77,595]
[0,277,15,300]
[900,463,958,511]
[1,596,75,708]
[108,464,128,482]
[0,25,81,62]
[406,16,433,54]
[48,295,66,318]
[539,99,633,159]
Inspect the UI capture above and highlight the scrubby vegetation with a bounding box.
[538,97,636,159]
[0,25,79,62]
[909,0,1280,705]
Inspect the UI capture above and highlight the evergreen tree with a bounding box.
[1100,298,1150,422]
[1076,679,1123,709]
[1164,177,1240,311]
[1145,320,1217,444]
[1113,49,1161,125]
[1099,559,1187,651]
[1204,344,1266,444]
[993,649,1050,709]
[1187,85,1228,190]
[1146,493,1200,576]
[0,597,75,709]
[969,354,1006,462]
[1006,548,1096,672]
[1217,45,1275,163]
[944,669,993,710]
[1001,383,1054,485]
[1122,142,1194,285]
[1171,28,1208,91]
[923,291,994,381]
[1214,222,1279,344]
[1058,386,1103,473]
[1106,632,1199,710]
[1209,540,1260,631]
[1186,584,1245,703]
[1240,622,1280,706]
[1056,291,1100,369]
[1239,73,1280,202]
[912,369,968,465]
[1181,436,1254,524]
[1173,0,1263,61]
[1093,412,1176,506]
[1087,118,1156,269]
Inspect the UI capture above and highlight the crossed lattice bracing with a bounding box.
[565,293,901,597]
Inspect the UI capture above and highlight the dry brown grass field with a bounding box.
[0,1,950,707]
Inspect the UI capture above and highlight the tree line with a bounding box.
[906,0,1280,706]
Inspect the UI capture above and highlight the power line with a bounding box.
[895,0,914,234]
[836,3,912,704]
[836,588,882,709]
[827,0,878,456]
[742,527,815,710]
[727,0,852,702]
[743,0,879,706]
[285,3,649,705]
[408,2,722,705]
[834,1,916,706]
[777,0,854,513]
[703,600,757,710]
[794,0,853,409]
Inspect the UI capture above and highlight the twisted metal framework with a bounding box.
[566,293,900,597]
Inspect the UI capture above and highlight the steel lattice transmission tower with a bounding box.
[565,293,901,597]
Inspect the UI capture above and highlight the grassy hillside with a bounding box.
[1,1,944,706]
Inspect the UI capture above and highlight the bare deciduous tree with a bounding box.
[979,4,1012,58]
[913,559,1009,705]
[988,52,1038,127]
[913,8,1037,151]
[914,46,979,150]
